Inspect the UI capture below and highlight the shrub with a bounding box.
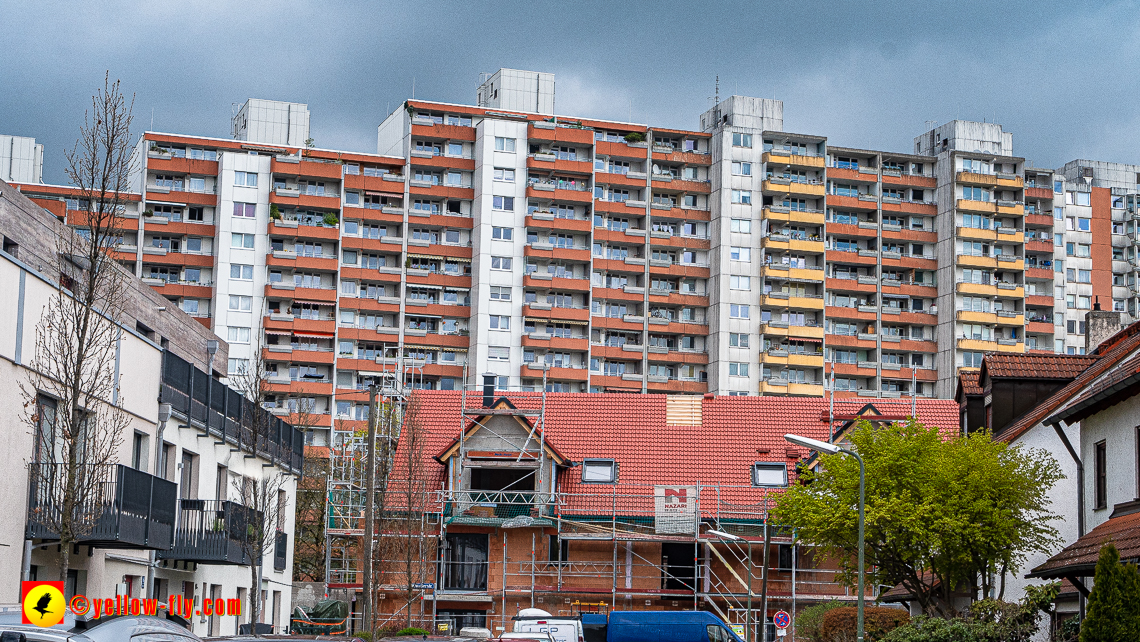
[821,606,909,642]
[1081,543,1140,641]
[623,132,646,143]
[269,203,281,220]
[322,212,339,227]
[395,627,430,636]
[797,601,846,642]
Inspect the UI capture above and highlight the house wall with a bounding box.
[1080,393,1140,532]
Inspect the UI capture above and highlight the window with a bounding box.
[344,191,360,205]
[491,256,512,271]
[488,346,510,360]
[234,171,257,187]
[730,219,751,233]
[232,202,256,218]
[730,275,750,290]
[731,190,752,205]
[728,362,749,377]
[729,333,749,348]
[729,304,749,319]
[581,459,617,483]
[494,137,516,152]
[492,227,513,240]
[1094,440,1107,510]
[1077,218,1091,232]
[493,168,515,182]
[962,351,984,368]
[227,358,248,375]
[227,327,251,344]
[1077,244,1091,258]
[731,162,752,176]
[752,462,788,487]
[493,196,514,211]
[489,315,510,330]
[228,295,252,312]
[732,133,752,148]
[489,286,511,301]
[961,186,989,201]
[1076,191,1091,206]
[231,233,255,249]
[730,246,751,262]
[229,264,253,280]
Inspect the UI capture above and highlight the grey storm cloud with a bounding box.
[4,0,1140,184]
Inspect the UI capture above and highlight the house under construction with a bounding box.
[327,383,958,639]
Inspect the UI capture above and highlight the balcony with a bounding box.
[157,499,260,565]
[763,206,825,225]
[26,463,176,550]
[762,151,825,168]
[956,171,1024,189]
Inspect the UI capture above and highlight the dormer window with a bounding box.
[752,462,788,487]
[581,459,617,484]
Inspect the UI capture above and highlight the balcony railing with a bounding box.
[26,463,177,550]
[157,499,260,565]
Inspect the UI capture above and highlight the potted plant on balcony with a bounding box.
[623,132,646,143]
[322,212,339,227]
[142,208,153,218]
[269,204,282,221]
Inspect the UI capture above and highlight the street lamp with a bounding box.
[784,434,866,642]
[707,529,753,642]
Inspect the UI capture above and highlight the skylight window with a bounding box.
[752,462,788,487]
[581,459,617,484]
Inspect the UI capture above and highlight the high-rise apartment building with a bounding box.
[12,68,1140,436]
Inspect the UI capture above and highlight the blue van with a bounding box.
[584,611,743,642]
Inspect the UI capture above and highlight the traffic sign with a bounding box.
[773,611,791,629]
[412,582,435,589]
[776,628,787,637]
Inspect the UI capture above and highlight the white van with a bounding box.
[512,608,584,642]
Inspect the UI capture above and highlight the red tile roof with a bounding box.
[1031,505,1140,578]
[980,354,1097,381]
[395,392,960,515]
[957,371,983,397]
[1053,350,1140,425]
[999,321,1140,443]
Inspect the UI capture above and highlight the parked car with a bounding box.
[495,633,557,642]
[574,611,742,642]
[512,608,583,642]
[0,614,199,642]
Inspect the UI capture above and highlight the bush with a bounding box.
[821,606,909,641]
[395,627,430,636]
[1081,543,1140,641]
[623,132,646,143]
[797,601,846,642]
[322,212,339,227]
[881,582,1060,642]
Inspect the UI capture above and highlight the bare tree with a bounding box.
[233,471,289,636]
[22,73,135,584]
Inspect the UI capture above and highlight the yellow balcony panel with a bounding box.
[957,227,997,242]
[788,353,825,368]
[760,353,789,366]
[996,175,1025,189]
[956,282,999,296]
[995,341,1026,353]
[786,324,825,340]
[997,202,1025,216]
[958,338,998,351]
[764,207,826,225]
[763,151,826,168]
[957,199,997,214]
[788,267,826,282]
[996,258,1025,271]
[995,230,1025,244]
[787,182,826,198]
[788,382,825,396]
[995,313,1026,326]
[996,284,1025,297]
[788,295,826,310]
[762,237,790,251]
[956,310,999,324]
[788,238,826,254]
[759,380,790,395]
[957,171,999,186]
[957,255,998,269]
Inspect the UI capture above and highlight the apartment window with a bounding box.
[492,227,513,240]
[494,137,516,152]
[1077,244,1091,258]
[232,202,256,218]
[489,316,510,330]
[228,295,252,312]
[1076,192,1091,206]
[581,459,617,483]
[728,362,749,377]
[729,304,749,319]
[227,327,251,344]
[229,264,253,280]
[489,286,511,301]
[490,256,512,271]
[1078,269,1092,283]
[488,346,510,360]
[730,219,751,233]
[732,133,753,148]
[493,168,515,182]
[752,462,788,487]
[730,275,750,290]
[493,196,515,211]
[1077,218,1091,232]
[344,191,360,205]
[226,234,254,253]
[227,358,248,376]
[962,351,984,368]
[234,171,258,187]
[961,186,989,201]
[730,246,751,262]
[1094,440,1107,510]
[731,190,752,205]
[731,162,752,176]
[729,333,749,348]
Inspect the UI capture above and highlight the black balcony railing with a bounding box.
[26,463,176,549]
[157,499,260,565]
[274,530,288,571]
[160,351,303,474]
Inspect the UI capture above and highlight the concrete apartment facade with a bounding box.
[0,181,304,636]
[9,68,1140,423]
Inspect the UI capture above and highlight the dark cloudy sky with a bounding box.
[5,0,1140,184]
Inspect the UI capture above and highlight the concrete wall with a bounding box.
[0,134,43,184]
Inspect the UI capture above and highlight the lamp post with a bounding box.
[784,434,865,642]
[708,529,752,642]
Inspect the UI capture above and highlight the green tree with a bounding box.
[773,420,1063,616]
[1080,543,1140,642]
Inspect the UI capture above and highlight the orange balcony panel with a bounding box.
[591,228,635,244]
[1025,240,1053,253]
[264,380,334,396]
[654,321,709,335]
[290,286,338,303]
[881,228,937,244]
[526,156,594,175]
[411,123,476,142]
[590,346,642,360]
[595,140,648,160]
[592,258,643,274]
[409,155,476,171]
[898,312,938,326]
[825,222,878,239]
[522,275,592,292]
[594,199,646,216]
[402,333,470,349]
[411,213,473,229]
[343,173,405,194]
[412,243,472,260]
[523,246,591,263]
[1025,295,1054,307]
[279,348,337,366]
[826,251,877,266]
[650,207,711,222]
[110,249,139,262]
[881,367,938,382]
[141,252,214,268]
[647,350,709,365]
[649,264,710,279]
[151,282,214,299]
[527,123,596,145]
[336,358,398,374]
[827,167,875,183]
[1025,214,1053,227]
[521,365,588,381]
[521,336,589,352]
[146,155,220,176]
[826,194,877,211]
[143,220,212,237]
[422,363,465,378]
[525,186,593,204]
[645,380,708,394]
[590,316,644,333]
[1024,267,1053,280]
[881,201,937,217]
[651,150,712,166]
[591,286,643,303]
[880,173,936,189]
[345,206,404,225]
[659,178,711,194]
[332,389,374,403]
[900,340,938,353]
[29,198,66,219]
[265,253,338,271]
[410,184,475,200]
[523,305,590,323]
[1027,321,1055,334]
[825,334,877,350]
[329,268,395,285]
[650,235,710,251]
[831,363,878,377]
[891,256,938,271]
[65,210,140,231]
[595,171,647,188]
[339,297,400,314]
[271,157,344,180]
[899,284,938,298]
[1025,186,1054,200]
[647,292,708,308]
[826,306,877,322]
[525,215,593,233]
[405,273,471,288]
[825,278,877,294]
[266,221,341,241]
[147,190,217,207]
[589,375,644,392]
[415,303,470,318]
[340,236,386,251]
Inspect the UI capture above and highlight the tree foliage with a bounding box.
[1080,543,1140,642]
[772,419,1063,616]
[881,581,1059,642]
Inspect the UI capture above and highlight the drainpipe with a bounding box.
[148,403,172,599]
[1049,418,1084,621]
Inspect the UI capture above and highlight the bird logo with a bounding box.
[21,581,65,627]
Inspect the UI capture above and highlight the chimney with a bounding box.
[1085,297,1122,352]
[482,374,496,408]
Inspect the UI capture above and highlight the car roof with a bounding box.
[0,624,94,641]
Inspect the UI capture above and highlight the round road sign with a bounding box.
[773,611,791,629]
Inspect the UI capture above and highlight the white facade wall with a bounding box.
[1080,391,1140,532]
[232,99,311,148]
[0,134,43,184]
